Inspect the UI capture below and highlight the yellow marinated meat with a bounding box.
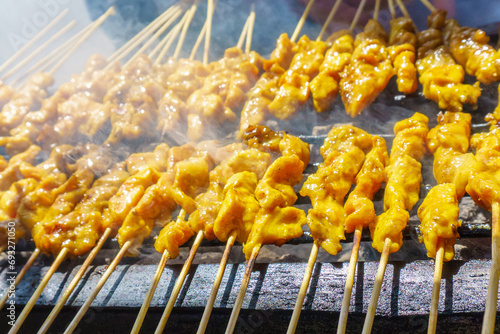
[0,178,38,221]
[344,136,389,233]
[185,48,261,141]
[301,125,370,255]
[279,133,310,166]
[101,166,162,235]
[255,155,304,209]
[449,26,500,85]
[242,206,306,260]
[485,85,500,128]
[340,20,394,117]
[243,124,283,153]
[370,113,428,253]
[466,168,500,211]
[472,130,500,171]
[0,72,53,135]
[418,183,460,261]
[154,217,195,259]
[0,145,41,191]
[118,172,176,254]
[125,143,171,175]
[237,34,296,138]
[189,147,272,240]
[213,171,260,244]
[416,27,481,112]
[31,167,95,255]
[36,164,129,257]
[310,33,354,112]
[268,35,326,120]
[170,152,213,214]
[387,17,418,94]
[426,111,486,198]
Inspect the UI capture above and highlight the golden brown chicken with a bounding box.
[344,136,389,234]
[387,17,418,94]
[310,33,354,112]
[301,125,372,255]
[340,20,394,117]
[370,113,428,253]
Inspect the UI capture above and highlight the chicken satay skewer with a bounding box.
[2,20,77,82]
[0,9,69,74]
[362,113,429,333]
[196,20,259,334]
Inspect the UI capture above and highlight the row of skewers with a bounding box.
[0,0,500,333]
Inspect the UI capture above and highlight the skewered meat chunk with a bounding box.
[301,125,371,255]
[189,147,272,241]
[154,216,194,259]
[213,171,260,243]
[418,183,460,262]
[268,35,326,119]
[237,34,296,138]
[388,17,418,94]
[310,33,354,112]
[340,19,394,117]
[370,113,428,253]
[416,21,481,112]
[0,83,14,109]
[486,85,500,128]
[344,136,389,233]
[0,72,53,136]
[36,163,129,257]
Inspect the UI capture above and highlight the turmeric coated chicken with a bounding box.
[268,35,326,119]
[387,17,418,94]
[237,33,296,138]
[310,32,354,112]
[340,19,394,117]
[370,113,428,253]
[416,10,481,112]
[301,125,372,255]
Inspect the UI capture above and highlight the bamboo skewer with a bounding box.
[244,4,256,54]
[48,6,116,76]
[428,241,445,334]
[150,10,189,64]
[362,237,391,334]
[395,0,410,18]
[388,0,396,19]
[10,20,96,86]
[236,17,250,51]
[373,0,381,22]
[154,230,205,334]
[0,8,69,74]
[203,0,215,65]
[225,246,260,334]
[0,248,41,310]
[420,0,437,13]
[173,2,199,59]
[197,233,237,334]
[316,0,342,41]
[8,247,70,334]
[124,7,184,68]
[349,0,368,32]
[130,249,170,334]
[2,20,77,81]
[131,209,186,334]
[287,241,319,334]
[291,0,316,43]
[154,9,192,65]
[37,228,113,334]
[189,20,208,60]
[63,241,133,334]
[337,226,363,334]
[107,5,178,63]
[482,202,500,334]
